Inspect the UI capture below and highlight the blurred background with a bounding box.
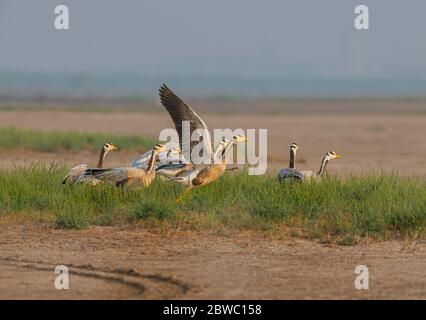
[0,0,425,175]
[1,0,426,98]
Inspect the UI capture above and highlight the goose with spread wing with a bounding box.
[158,85,247,202]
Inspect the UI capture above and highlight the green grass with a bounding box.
[0,127,155,152]
[0,164,424,243]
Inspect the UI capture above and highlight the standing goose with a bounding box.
[278,143,304,182]
[62,142,119,184]
[83,144,167,188]
[300,150,342,181]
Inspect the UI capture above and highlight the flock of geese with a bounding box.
[62,84,342,202]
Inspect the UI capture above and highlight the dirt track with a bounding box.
[0,222,425,300]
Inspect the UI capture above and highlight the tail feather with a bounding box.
[61,172,76,184]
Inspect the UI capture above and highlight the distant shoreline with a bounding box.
[0,97,425,115]
[2,71,426,100]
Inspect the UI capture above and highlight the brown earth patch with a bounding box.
[0,222,424,299]
[0,109,425,176]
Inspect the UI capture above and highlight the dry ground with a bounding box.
[0,221,425,299]
[0,100,425,299]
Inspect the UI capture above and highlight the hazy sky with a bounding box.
[0,0,425,78]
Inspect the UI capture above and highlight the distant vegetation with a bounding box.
[0,127,155,152]
[0,164,424,244]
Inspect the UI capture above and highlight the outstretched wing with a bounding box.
[159,84,213,160]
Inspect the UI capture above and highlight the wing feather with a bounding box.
[159,84,213,160]
[84,167,144,183]
[278,168,304,182]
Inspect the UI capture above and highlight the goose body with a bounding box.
[156,137,229,180]
[170,162,226,188]
[83,144,167,189]
[300,151,342,181]
[278,168,304,182]
[169,135,247,189]
[299,170,316,180]
[86,166,156,188]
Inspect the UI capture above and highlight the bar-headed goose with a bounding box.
[62,142,119,185]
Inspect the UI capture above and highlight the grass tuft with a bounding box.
[130,199,176,220]
[0,165,424,243]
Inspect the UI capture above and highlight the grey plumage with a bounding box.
[278,168,304,182]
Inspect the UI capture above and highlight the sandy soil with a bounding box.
[0,109,425,176]
[0,221,425,300]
